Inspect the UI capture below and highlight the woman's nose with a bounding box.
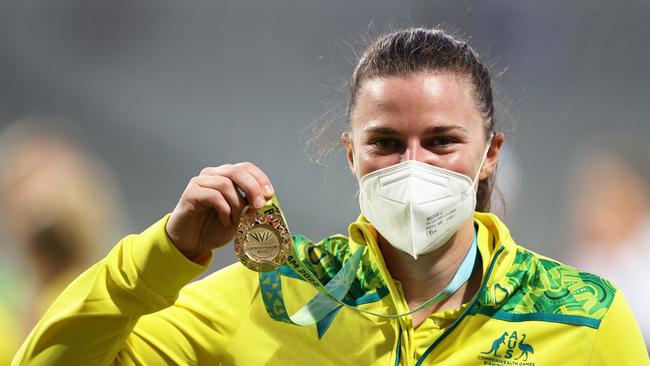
[402,142,432,163]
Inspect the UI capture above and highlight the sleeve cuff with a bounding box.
[131,214,213,298]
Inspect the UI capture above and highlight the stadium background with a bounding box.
[0,1,648,288]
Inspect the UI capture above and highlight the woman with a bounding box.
[14,28,648,365]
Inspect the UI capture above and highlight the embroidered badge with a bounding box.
[478,331,535,365]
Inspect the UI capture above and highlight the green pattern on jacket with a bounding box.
[286,234,617,324]
[287,235,385,302]
[475,248,617,321]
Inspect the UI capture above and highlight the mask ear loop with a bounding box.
[471,132,495,189]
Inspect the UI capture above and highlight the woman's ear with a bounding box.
[480,132,505,180]
[341,132,357,178]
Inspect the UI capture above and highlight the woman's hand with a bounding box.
[166,162,275,260]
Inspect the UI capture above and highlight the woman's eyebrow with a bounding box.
[423,125,469,135]
[362,126,400,135]
[362,125,469,135]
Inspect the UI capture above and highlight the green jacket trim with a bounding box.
[475,308,601,329]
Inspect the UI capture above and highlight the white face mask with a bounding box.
[356,137,493,259]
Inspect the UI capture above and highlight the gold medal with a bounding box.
[234,199,292,272]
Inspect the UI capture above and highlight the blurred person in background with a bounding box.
[0,119,124,362]
[566,136,650,348]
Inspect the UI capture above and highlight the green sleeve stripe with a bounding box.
[476,308,602,329]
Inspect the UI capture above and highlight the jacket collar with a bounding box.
[347,212,518,305]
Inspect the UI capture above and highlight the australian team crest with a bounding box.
[478,330,535,365]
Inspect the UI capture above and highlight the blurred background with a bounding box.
[0,0,648,358]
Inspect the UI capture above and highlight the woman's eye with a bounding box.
[372,138,399,149]
[429,136,456,148]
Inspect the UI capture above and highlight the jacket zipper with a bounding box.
[404,242,505,366]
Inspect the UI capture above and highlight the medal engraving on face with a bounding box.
[234,203,291,272]
[245,225,281,260]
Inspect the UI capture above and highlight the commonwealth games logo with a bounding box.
[477,330,535,365]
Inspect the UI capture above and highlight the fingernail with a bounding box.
[254,195,266,209]
[263,185,274,197]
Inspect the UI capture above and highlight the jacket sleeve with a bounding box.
[12,215,220,365]
[588,290,650,365]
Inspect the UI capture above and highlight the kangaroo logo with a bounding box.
[481,331,508,357]
[479,330,535,365]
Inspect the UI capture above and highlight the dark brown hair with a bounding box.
[347,28,497,212]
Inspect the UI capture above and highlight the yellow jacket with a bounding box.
[13,213,649,365]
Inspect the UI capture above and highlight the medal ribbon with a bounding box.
[258,197,478,326]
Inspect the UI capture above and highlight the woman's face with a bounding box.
[344,72,503,181]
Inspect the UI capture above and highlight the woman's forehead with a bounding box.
[350,72,483,132]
